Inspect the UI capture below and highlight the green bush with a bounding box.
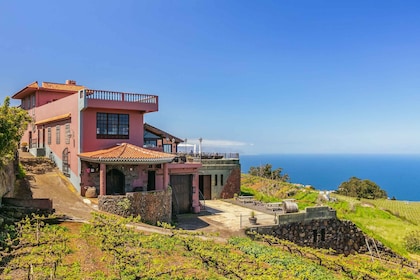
[404,230,420,253]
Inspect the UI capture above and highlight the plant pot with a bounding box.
[85,187,98,198]
[249,217,257,225]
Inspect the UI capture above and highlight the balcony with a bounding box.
[79,89,158,113]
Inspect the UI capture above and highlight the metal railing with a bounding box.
[85,89,158,104]
[175,152,240,159]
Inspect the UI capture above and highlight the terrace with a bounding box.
[79,89,159,112]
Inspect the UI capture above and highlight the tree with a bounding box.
[0,97,32,164]
[248,163,290,182]
[336,177,387,199]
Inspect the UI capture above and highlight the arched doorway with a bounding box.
[106,169,125,195]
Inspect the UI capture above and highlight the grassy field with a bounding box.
[328,194,420,260]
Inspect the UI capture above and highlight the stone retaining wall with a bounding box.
[249,216,410,265]
[98,188,172,225]
[253,218,366,255]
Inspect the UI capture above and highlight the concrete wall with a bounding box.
[2,198,52,210]
[199,159,240,199]
[277,206,337,224]
[98,188,172,225]
[79,108,145,153]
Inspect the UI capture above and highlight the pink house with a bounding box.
[12,80,202,219]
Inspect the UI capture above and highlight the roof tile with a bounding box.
[78,143,175,164]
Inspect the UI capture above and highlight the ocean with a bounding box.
[240,154,420,202]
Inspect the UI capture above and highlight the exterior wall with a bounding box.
[167,163,201,213]
[80,161,159,195]
[36,89,74,107]
[98,189,172,225]
[22,93,81,192]
[220,166,241,198]
[199,159,240,199]
[79,108,144,153]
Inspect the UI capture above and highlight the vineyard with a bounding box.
[363,198,420,225]
[0,213,418,279]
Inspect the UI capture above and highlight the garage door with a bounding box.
[170,175,192,214]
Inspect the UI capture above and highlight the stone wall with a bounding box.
[253,218,366,255]
[0,157,18,202]
[249,211,410,264]
[98,188,172,225]
[220,166,241,199]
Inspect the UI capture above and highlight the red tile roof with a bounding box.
[12,80,85,99]
[78,143,175,164]
[35,113,71,125]
[41,81,85,91]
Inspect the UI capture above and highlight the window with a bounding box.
[163,144,172,153]
[144,139,157,147]
[65,124,71,144]
[47,127,51,145]
[220,174,224,186]
[31,94,35,108]
[215,174,218,186]
[96,113,129,139]
[56,125,61,144]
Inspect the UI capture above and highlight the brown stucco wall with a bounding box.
[98,188,172,225]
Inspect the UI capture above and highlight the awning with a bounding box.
[35,113,71,125]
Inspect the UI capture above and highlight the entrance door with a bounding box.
[147,171,156,191]
[199,175,211,200]
[170,175,192,214]
[106,169,125,195]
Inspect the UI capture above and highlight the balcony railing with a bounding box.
[85,89,157,104]
[175,152,240,160]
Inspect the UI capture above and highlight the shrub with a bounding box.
[403,230,420,253]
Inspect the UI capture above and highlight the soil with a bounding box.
[19,153,94,221]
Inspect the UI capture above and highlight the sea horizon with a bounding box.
[239,153,420,202]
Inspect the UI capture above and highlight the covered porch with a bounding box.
[78,143,202,217]
[78,143,175,196]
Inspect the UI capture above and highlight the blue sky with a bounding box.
[1,1,420,155]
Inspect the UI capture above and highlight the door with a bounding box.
[42,128,46,148]
[147,171,156,191]
[170,175,192,214]
[106,169,125,195]
[62,148,70,177]
[199,175,212,200]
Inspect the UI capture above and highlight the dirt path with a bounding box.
[19,152,95,222]
[30,170,94,221]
